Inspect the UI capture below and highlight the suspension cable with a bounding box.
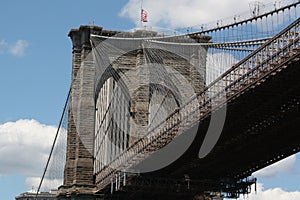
[35,88,71,198]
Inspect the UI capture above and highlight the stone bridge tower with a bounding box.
[57,25,102,200]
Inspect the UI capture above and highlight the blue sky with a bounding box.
[0,0,299,199]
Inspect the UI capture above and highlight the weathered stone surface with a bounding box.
[58,25,101,199]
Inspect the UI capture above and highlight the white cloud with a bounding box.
[237,183,300,200]
[120,0,278,29]
[0,119,67,191]
[9,40,29,57]
[0,39,29,56]
[0,119,56,177]
[253,155,296,178]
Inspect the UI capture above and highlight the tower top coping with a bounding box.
[68,25,211,43]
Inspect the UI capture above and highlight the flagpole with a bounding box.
[140,0,143,28]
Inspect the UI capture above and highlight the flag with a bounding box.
[141,9,148,22]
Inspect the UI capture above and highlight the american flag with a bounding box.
[141,9,148,22]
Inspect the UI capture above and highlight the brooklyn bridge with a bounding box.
[36,1,299,199]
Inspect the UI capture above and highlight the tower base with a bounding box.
[57,184,102,200]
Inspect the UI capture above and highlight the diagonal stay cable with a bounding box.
[35,87,71,198]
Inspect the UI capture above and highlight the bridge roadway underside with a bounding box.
[100,57,300,199]
[164,59,300,180]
